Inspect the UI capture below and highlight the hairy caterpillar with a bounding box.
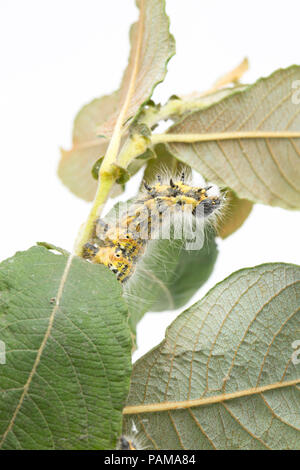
[83,172,224,283]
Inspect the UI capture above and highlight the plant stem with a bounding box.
[74,172,115,255]
[118,134,149,168]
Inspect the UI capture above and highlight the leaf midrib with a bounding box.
[0,254,74,448]
[122,377,300,415]
[153,131,300,143]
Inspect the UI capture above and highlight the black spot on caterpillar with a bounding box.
[83,172,224,283]
[117,436,138,450]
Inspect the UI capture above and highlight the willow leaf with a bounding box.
[217,190,253,239]
[0,246,131,449]
[123,263,300,450]
[213,57,249,89]
[58,0,175,201]
[124,230,218,334]
[166,66,300,210]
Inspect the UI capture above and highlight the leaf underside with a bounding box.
[58,0,175,201]
[123,263,300,450]
[167,66,300,210]
[217,190,253,239]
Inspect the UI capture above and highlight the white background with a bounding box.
[0,0,299,361]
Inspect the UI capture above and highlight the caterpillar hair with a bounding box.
[117,435,139,450]
[82,171,225,283]
[116,432,148,450]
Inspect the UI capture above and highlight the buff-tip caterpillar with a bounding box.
[82,171,224,283]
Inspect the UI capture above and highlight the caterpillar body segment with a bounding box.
[82,173,224,283]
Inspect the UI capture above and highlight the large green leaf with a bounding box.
[124,228,218,334]
[166,66,300,209]
[0,246,132,450]
[123,263,300,449]
[59,0,175,201]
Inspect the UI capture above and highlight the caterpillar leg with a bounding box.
[82,218,110,261]
[93,217,109,240]
[82,242,98,260]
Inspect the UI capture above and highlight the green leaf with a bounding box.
[143,143,190,184]
[0,246,132,450]
[124,228,218,334]
[58,0,175,201]
[36,241,70,256]
[123,263,300,450]
[166,66,300,209]
[91,157,105,181]
[149,228,218,311]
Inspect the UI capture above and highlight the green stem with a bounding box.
[74,173,115,255]
[74,133,149,256]
[118,134,149,168]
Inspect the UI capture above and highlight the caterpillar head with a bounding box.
[82,233,144,283]
[144,172,224,220]
[192,185,223,218]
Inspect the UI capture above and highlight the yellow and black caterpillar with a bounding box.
[83,172,223,283]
